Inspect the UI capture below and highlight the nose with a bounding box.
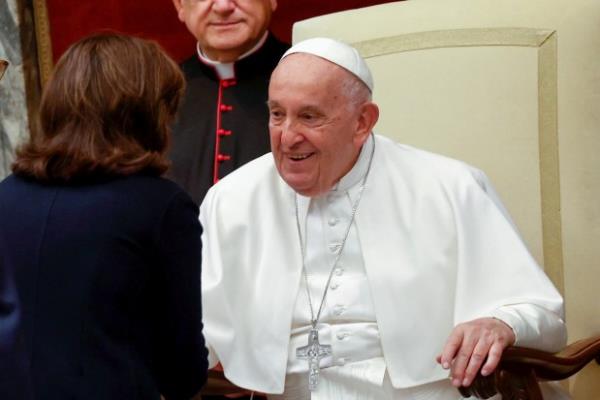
[212,0,236,12]
[279,119,304,148]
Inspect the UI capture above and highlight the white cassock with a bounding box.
[199,134,568,398]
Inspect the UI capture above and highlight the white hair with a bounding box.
[341,72,372,112]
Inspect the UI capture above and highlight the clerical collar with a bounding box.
[196,32,269,80]
[295,134,375,242]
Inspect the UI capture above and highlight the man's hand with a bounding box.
[436,317,516,387]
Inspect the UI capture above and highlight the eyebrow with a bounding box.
[265,102,325,116]
[299,106,325,116]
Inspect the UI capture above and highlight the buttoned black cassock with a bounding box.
[169,34,289,205]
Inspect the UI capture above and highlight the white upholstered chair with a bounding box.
[290,0,600,398]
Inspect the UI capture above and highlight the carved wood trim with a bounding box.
[31,0,53,87]
[460,334,600,399]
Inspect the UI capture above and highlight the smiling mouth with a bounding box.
[289,153,314,161]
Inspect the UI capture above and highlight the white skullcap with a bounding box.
[281,37,374,92]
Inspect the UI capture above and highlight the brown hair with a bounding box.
[12,33,184,182]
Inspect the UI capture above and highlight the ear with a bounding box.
[270,0,278,12]
[172,0,186,22]
[353,102,379,147]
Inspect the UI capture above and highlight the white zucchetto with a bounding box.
[280,37,374,92]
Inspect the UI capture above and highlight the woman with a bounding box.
[0,34,208,399]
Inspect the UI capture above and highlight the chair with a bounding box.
[290,0,600,397]
[461,335,600,399]
[199,337,600,398]
[201,1,600,398]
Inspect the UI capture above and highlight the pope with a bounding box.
[199,37,567,399]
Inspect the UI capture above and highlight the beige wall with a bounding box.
[293,0,600,397]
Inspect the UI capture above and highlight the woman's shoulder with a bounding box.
[0,173,44,200]
[0,173,196,219]
[106,174,194,208]
[115,174,183,192]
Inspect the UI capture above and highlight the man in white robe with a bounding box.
[199,37,568,399]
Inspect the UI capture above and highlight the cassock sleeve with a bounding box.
[198,188,226,370]
[491,304,567,351]
[155,191,209,399]
[452,167,567,353]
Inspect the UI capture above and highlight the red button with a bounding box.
[217,154,231,162]
[220,104,233,112]
[222,79,237,88]
[217,129,232,136]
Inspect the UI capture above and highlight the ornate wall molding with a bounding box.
[32,0,53,87]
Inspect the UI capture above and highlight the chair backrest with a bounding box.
[292,0,600,397]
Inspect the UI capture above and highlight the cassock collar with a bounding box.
[295,134,375,233]
[196,32,269,80]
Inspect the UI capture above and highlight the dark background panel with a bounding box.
[45,0,400,63]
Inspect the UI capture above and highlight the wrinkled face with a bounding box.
[174,0,276,62]
[268,54,377,197]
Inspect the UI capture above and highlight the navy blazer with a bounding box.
[0,174,208,400]
[0,229,32,400]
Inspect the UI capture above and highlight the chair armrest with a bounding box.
[196,335,600,399]
[197,370,268,399]
[199,370,244,396]
[459,334,600,399]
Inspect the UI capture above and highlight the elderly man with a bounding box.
[170,0,288,204]
[200,38,567,399]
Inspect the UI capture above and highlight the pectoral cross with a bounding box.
[296,328,332,391]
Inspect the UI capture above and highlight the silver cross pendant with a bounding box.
[296,328,332,391]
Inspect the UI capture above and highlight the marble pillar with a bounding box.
[0,0,39,180]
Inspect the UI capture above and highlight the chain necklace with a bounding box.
[293,135,375,391]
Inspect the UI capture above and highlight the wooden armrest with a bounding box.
[198,370,267,399]
[199,370,243,396]
[197,335,600,399]
[459,334,600,399]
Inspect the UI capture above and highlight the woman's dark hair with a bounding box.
[12,33,185,182]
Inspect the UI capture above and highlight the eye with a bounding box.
[269,109,284,122]
[300,111,325,126]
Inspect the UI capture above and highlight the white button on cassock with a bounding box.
[333,305,345,315]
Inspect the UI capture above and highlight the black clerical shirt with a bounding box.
[169,34,289,205]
